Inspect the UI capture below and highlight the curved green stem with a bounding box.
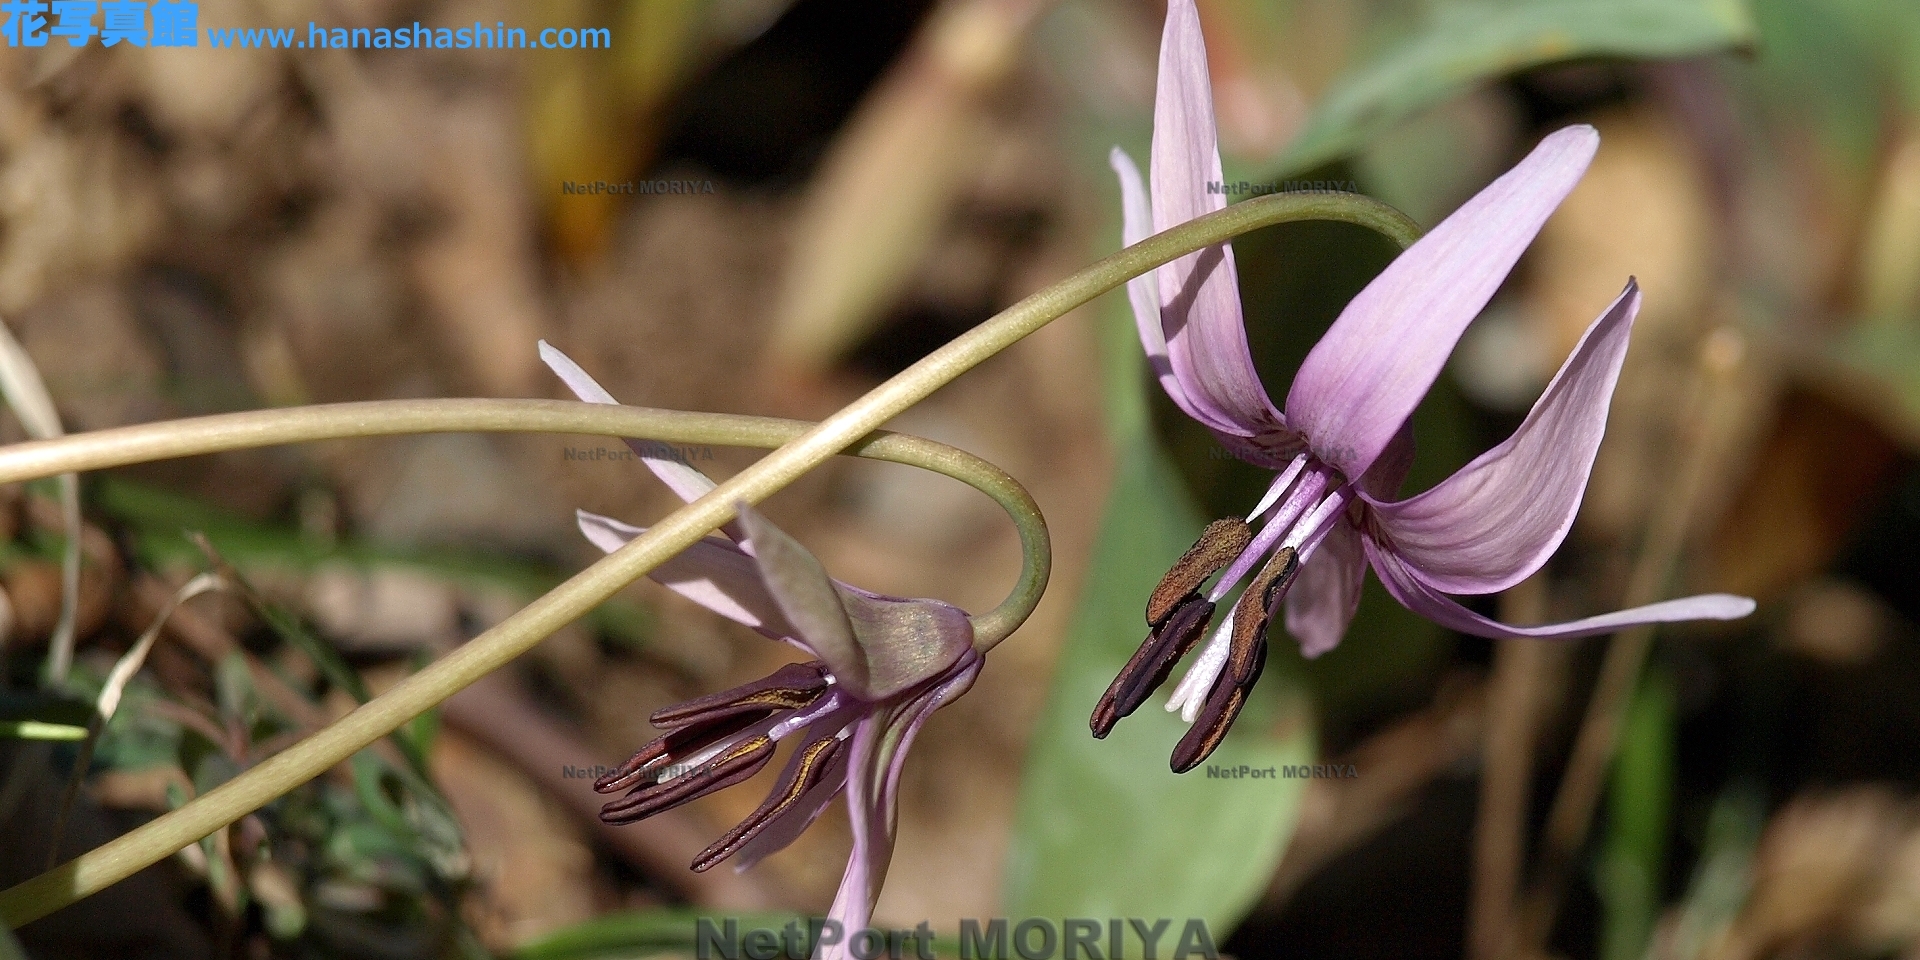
[0,399,1047,648]
[0,190,1418,927]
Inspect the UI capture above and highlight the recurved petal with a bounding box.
[821,717,891,960]
[839,584,974,701]
[1284,126,1600,479]
[1364,281,1638,595]
[1212,428,1307,471]
[875,651,981,823]
[577,510,798,643]
[734,505,870,694]
[1113,149,1180,409]
[1366,537,1755,640]
[1358,424,1417,501]
[539,341,720,505]
[1113,147,1245,436]
[1150,0,1284,437]
[802,633,977,956]
[735,504,973,701]
[1284,519,1366,658]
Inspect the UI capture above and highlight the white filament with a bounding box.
[1246,454,1308,522]
[1166,609,1236,723]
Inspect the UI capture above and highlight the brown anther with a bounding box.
[596,662,830,794]
[691,734,846,872]
[598,734,775,824]
[1091,598,1215,739]
[1225,547,1297,686]
[593,720,752,794]
[1146,518,1253,627]
[1170,547,1298,774]
[651,661,830,729]
[1171,685,1250,774]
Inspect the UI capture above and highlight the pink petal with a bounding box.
[1366,536,1755,640]
[874,650,981,819]
[1212,426,1309,470]
[837,583,975,701]
[1149,0,1285,437]
[1285,519,1366,658]
[1113,147,1232,433]
[574,509,799,644]
[734,506,874,695]
[1284,126,1600,479]
[820,718,891,960]
[736,508,972,702]
[1364,281,1640,594]
[816,654,979,960]
[539,341,720,506]
[1358,423,1417,500]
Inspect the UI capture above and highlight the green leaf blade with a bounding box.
[1002,435,1311,935]
[1278,0,1757,176]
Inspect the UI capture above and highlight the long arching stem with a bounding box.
[0,400,1048,648]
[0,190,1420,927]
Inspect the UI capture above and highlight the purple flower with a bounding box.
[540,344,981,954]
[1092,0,1755,773]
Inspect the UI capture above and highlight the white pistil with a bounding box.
[1166,609,1236,723]
[770,691,843,740]
[659,738,732,783]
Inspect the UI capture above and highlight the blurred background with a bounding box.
[2,0,1919,958]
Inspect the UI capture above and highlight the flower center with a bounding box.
[1208,454,1351,604]
[1091,450,1358,771]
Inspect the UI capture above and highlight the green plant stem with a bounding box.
[0,399,1047,647]
[0,190,1420,927]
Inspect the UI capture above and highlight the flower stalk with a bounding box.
[0,187,1421,927]
[0,399,1047,648]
